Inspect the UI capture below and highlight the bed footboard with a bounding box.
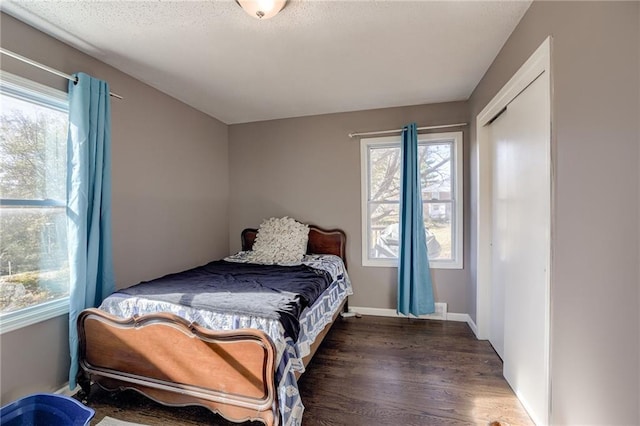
[77,308,278,425]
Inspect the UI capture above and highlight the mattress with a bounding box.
[99,254,352,426]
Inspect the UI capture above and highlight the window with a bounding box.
[361,131,463,269]
[0,71,69,333]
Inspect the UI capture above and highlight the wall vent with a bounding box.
[417,302,447,320]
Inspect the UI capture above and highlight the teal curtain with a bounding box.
[397,123,435,316]
[67,73,115,388]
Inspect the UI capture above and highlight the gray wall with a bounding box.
[0,13,230,404]
[468,2,640,424]
[4,3,639,423]
[228,102,471,313]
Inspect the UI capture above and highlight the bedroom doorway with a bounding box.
[475,37,552,425]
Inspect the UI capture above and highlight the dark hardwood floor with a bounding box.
[79,315,533,425]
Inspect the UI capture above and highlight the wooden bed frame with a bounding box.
[77,225,347,426]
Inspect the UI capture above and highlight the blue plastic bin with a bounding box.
[0,393,94,426]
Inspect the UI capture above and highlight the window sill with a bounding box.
[0,297,69,335]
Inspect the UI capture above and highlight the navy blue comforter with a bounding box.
[116,260,333,341]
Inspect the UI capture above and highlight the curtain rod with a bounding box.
[0,47,123,100]
[348,122,467,138]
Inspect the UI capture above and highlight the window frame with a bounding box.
[0,71,70,335]
[360,131,463,269]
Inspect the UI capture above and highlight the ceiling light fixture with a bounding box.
[236,0,287,20]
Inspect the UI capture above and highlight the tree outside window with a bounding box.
[0,75,69,315]
[361,131,463,269]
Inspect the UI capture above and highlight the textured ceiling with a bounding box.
[2,1,531,124]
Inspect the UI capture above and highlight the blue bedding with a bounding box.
[115,260,333,341]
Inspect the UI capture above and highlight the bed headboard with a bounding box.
[241,225,347,268]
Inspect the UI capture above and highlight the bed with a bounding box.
[76,223,350,426]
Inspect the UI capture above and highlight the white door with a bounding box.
[488,72,550,425]
[489,108,508,360]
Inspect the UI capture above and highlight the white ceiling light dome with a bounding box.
[236,0,287,20]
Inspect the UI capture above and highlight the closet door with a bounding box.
[488,71,550,425]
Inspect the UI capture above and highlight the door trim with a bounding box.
[475,36,552,339]
[474,36,552,424]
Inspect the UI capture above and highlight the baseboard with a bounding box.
[54,383,79,396]
[446,312,471,323]
[466,316,479,337]
[349,305,471,324]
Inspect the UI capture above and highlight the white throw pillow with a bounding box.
[247,217,309,265]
